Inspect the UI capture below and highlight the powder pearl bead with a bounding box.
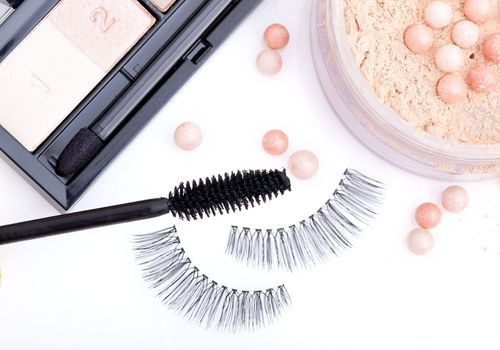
[288,150,319,180]
[263,23,290,50]
[468,64,498,92]
[452,20,480,49]
[407,228,434,256]
[424,1,453,29]
[483,33,500,63]
[256,49,283,75]
[437,74,467,103]
[464,0,494,24]
[415,202,442,229]
[441,186,469,213]
[262,129,289,156]
[404,24,434,53]
[435,44,464,73]
[174,122,202,151]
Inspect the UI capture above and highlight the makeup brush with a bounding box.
[0,169,291,245]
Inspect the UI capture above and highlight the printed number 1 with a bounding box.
[90,7,115,33]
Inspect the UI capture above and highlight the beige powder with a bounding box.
[0,21,103,151]
[49,0,155,72]
[344,0,499,145]
[0,0,154,151]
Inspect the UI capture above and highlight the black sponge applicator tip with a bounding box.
[56,128,104,177]
[7,0,24,9]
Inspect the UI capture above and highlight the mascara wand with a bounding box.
[0,169,291,245]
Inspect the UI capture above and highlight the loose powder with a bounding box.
[344,0,499,145]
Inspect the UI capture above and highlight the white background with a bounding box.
[1,1,499,349]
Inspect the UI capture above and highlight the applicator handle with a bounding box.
[0,198,170,245]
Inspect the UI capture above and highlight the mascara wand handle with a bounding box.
[0,198,170,245]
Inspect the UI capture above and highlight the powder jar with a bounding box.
[311,0,499,180]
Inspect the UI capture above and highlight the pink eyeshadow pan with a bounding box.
[0,0,155,151]
[49,0,155,72]
[151,0,177,12]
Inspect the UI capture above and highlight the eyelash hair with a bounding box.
[226,169,385,271]
[133,226,291,332]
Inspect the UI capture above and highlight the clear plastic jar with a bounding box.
[311,0,500,180]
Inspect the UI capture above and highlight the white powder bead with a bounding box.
[452,20,480,49]
[256,49,283,76]
[174,122,203,151]
[288,150,319,180]
[464,0,494,24]
[435,44,465,73]
[424,1,453,29]
[441,186,469,213]
[407,228,434,256]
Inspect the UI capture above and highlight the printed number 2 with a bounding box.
[90,7,115,33]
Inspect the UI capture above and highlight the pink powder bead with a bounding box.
[288,150,319,180]
[435,44,464,73]
[437,74,467,104]
[404,24,434,53]
[256,49,282,76]
[483,33,500,63]
[452,20,480,49]
[263,23,290,50]
[262,129,289,156]
[174,122,203,151]
[407,228,434,256]
[464,0,494,24]
[424,1,453,29]
[441,186,469,213]
[468,64,498,92]
[415,202,442,229]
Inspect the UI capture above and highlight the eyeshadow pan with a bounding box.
[0,21,103,151]
[150,0,177,12]
[0,0,155,151]
[49,0,155,72]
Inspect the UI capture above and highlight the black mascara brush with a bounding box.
[0,169,291,245]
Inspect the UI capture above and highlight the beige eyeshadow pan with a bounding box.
[0,0,155,151]
[151,0,177,12]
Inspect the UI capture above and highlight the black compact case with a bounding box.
[0,0,262,211]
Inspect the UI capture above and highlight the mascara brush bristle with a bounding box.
[0,169,291,244]
[168,169,291,220]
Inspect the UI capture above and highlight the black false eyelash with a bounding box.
[133,227,291,332]
[226,169,385,271]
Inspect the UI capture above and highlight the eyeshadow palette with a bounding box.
[0,0,262,211]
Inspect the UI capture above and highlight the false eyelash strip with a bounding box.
[134,226,291,332]
[226,169,385,272]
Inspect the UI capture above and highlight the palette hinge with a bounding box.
[184,39,212,65]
